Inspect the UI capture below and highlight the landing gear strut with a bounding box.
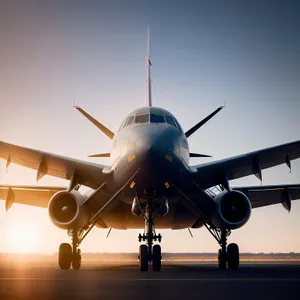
[138,195,162,271]
[58,229,81,270]
[206,227,239,269]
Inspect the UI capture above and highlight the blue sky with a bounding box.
[0,1,300,253]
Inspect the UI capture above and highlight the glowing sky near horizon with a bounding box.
[0,1,300,253]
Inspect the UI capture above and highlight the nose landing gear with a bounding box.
[138,195,162,271]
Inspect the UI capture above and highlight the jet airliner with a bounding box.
[1,31,300,271]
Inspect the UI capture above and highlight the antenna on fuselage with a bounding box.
[145,27,152,107]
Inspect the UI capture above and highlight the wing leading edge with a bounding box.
[232,184,300,211]
[191,140,300,189]
[0,185,67,210]
[0,141,109,189]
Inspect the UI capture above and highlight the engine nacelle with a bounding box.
[48,190,90,230]
[211,190,251,230]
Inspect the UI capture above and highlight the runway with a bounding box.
[0,259,300,300]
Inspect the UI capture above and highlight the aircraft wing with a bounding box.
[191,140,300,189]
[232,184,300,210]
[0,141,108,189]
[0,185,67,210]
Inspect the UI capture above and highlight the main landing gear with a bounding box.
[58,230,81,270]
[207,227,239,269]
[138,196,162,271]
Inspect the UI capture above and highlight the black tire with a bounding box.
[152,245,162,271]
[72,251,81,270]
[59,243,72,270]
[218,249,226,269]
[227,243,239,270]
[139,245,148,271]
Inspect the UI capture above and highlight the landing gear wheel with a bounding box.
[139,244,148,271]
[152,245,162,271]
[218,249,226,269]
[59,243,72,270]
[72,250,81,270]
[227,243,239,270]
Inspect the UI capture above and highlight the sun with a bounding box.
[7,222,39,253]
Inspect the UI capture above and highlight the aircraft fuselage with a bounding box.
[108,106,190,204]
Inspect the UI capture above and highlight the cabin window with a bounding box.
[150,114,165,123]
[135,114,149,123]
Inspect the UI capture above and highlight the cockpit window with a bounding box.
[165,116,177,128]
[173,117,183,132]
[150,114,165,123]
[120,116,135,129]
[118,119,126,130]
[135,114,149,123]
[125,116,135,126]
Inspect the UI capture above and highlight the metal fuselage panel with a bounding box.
[94,107,201,229]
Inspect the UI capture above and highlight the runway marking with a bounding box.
[0,278,300,282]
[136,278,300,282]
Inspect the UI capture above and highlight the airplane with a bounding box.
[1,30,300,272]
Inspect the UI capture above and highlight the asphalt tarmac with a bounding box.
[0,260,299,300]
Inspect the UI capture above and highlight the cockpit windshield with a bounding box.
[124,116,135,127]
[165,116,176,127]
[119,111,183,132]
[135,114,149,123]
[150,114,165,123]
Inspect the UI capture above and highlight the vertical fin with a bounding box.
[145,28,152,107]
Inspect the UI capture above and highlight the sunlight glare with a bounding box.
[7,222,39,253]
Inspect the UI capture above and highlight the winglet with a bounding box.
[74,106,115,140]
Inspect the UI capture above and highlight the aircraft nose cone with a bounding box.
[136,136,163,160]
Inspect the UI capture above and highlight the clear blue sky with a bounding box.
[0,1,300,253]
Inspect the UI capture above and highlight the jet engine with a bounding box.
[48,190,90,230]
[210,190,251,230]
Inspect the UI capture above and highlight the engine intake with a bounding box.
[211,190,251,230]
[48,190,90,230]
